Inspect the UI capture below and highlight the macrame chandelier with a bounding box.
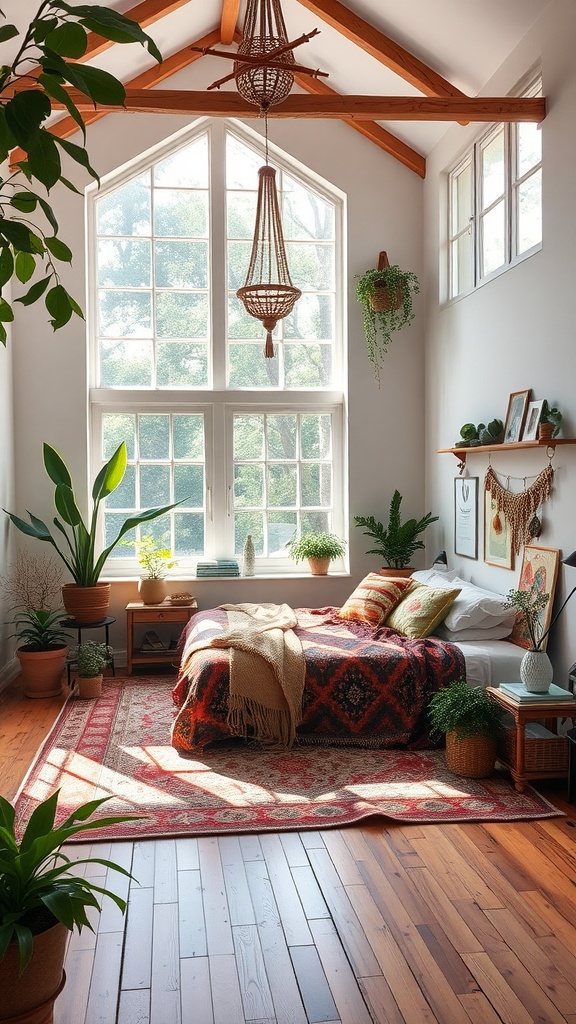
[235,0,296,109]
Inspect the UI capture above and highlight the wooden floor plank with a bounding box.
[84,931,125,1024]
[180,956,214,1024]
[150,902,181,1024]
[291,863,331,921]
[360,974,407,1024]
[54,946,94,1024]
[178,868,208,958]
[232,923,276,1021]
[209,952,246,1024]
[462,950,539,1024]
[153,838,178,904]
[219,835,257,926]
[122,884,154,989]
[117,988,151,1024]
[310,916,374,1024]
[279,831,310,868]
[259,832,313,946]
[198,837,234,956]
[290,943,339,1023]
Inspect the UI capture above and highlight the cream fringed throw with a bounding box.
[183,603,305,748]
[485,463,554,556]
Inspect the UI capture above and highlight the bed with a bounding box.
[171,573,525,756]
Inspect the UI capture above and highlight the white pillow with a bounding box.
[442,577,516,632]
[410,569,460,585]
[434,622,514,642]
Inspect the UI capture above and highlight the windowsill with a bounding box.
[101,572,351,583]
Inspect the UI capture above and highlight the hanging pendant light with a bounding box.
[234,0,295,109]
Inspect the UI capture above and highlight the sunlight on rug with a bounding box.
[14,677,563,840]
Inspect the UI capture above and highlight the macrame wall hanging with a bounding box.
[484,463,554,556]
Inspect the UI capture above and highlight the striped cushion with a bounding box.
[385,581,462,639]
[338,573,414,626]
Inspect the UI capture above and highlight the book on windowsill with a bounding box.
[499,682,576,703]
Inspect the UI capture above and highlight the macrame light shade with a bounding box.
[236,164,301,357]
[234,0,295,109]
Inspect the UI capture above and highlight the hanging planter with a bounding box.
[356,251,420,386]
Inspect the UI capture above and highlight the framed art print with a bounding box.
[522,399,544,441]
[509,545,560,650]
[484,491,514,569]
[454,476,478,559]
[503,389,531,444]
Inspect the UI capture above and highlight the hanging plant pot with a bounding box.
[370,281,402,313]
[356,251,420,386]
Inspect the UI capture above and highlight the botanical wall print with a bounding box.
[503,389,531,443]
[522,399,544,441]
[484,491,514,569]
[509,545,560,650]
[454,477,478,559]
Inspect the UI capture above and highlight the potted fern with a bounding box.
[354,490,438,575]
[286,531,346,575]
[356,252,420,385]
[428,680,502,778]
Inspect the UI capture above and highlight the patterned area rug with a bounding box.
[15,677,562,840]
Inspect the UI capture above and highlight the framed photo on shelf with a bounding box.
[484,492,514,569]
[503,389,531,443]
[509,545,560,650]
[454,476,478,559]
[522,399,544,442]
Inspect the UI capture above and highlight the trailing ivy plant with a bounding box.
[0,1,162,343]
[356,264,420,385]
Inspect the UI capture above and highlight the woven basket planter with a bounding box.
[445,732,497,778]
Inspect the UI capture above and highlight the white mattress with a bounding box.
[453,639,526,689]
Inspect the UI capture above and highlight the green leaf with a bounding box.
[92,443,127,501]
[10,191,38,214]
[38,197,59,234]
[15,275,51,307]
[59,176,82,195]
[20,790,58,852]
[0,323,6,346]
[45,236,73,262]
[39,72,86,140]
[0,246,14,288]
[43,52,126,106]
[44,22,88,58]
[33,16,59,44]
[15,251,35,284]
[0,297,14,322]
[43,443,73,488]
[4,90,52,146]
[67,292,84,318]
[45,284,73,328]
[0,24,19,44]
[0,218,40,252]
[60,3,162,63]
[0,109,16,163]
[27,132,62,190]
[54,135,98,183]
[54,482,83,526]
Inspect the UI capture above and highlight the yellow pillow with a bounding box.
[385,581,461,639]
[338,573,414,626]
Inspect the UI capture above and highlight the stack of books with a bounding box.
[499,682,576,703]
[196,559,240,578]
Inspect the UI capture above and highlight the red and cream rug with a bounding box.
[14,677,562,840]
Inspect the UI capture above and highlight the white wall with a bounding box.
[6,56,425,664]
[423,0,576,685]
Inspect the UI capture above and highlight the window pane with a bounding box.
[154,136,208,188]
[100,340,152,386]
[267,415,296,459]
[234,464,264,507]
[99,291,152,338]
[283,176,335,241]
[481,130,505,209]
[302,463,331,506]
[98,240,151,288]
[301,510,330,533]
[517,169,542,254]
[174,464,203,506]
[228,242,251,290]
[105,513,136,557]
[285,242,334,291]
[174,512,204,555]
[267,512,297,555]
[450,234,473,297]
[229,343,280,387]
[517,122,541,178]
[228,294,261,338]
[227,192,258,239]
[234,416,264,459]
[301,415,331,459]
[235,512,264,555]
[154,190,208,236]
[284,294,333,341]
[226,135,262,188]
[451,163,472,234]
[139,415,169,459]
[103,414,135,459]
[155,293,209,338]
[97,173,151,236]
[267,464,297,507]
[157,342,208,386]
[284,344,332,388]
[154,240,208,288]
[104,464,135,509]
[174,415,204,459]
[140,464,170,506]
[481,201,505,275]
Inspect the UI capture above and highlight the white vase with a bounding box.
[243,534,255,576]
[520,649,554,693]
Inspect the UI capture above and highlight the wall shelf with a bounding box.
[438,438,576,464]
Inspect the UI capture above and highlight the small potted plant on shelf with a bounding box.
[354,489,438,575]
[135,534,177,605]
[428,680,502,778]
[71,640,114,699]
[356,252,420,386]
[0,790,139,1022]
[286,531,346,575]
[538,400,562,441]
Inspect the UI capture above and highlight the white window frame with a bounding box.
[87,118,347,577]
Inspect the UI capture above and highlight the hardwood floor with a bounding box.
[1,676,576,1024]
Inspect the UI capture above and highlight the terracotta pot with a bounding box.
[0,921,67,1022]
[16,645,68,699]
[445,732,497,778]
[62,583,111,625]
[379,567,413,578]
[138,578,167,605]
[77,674,103,700]
[307,557,331,576]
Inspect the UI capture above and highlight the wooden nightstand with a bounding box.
[487,686,576,792]
[126,600,197,675]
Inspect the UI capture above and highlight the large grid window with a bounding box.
[448,74,542,299]
[89,120,345,575]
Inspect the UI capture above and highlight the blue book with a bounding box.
[499,682,575,702]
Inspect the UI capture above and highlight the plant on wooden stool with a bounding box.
[428,680,502,778]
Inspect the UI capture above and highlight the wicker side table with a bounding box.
[486,686,576,792]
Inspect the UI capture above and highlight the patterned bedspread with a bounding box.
[171,606,465,753]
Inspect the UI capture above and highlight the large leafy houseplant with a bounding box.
[354,490,438,570]
[0,1,161,343]
[356,262,420,385]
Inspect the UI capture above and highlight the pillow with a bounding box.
[433,622,514,642]
[410,568,460,585]
[442,578,516,632]
[338,573,414,626]
[384,581,461,639]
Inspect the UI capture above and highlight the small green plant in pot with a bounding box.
[428,681,502,778]
[356,255,420,386]
[0,790,140,1020]
[287,531,346,575]
[538,400,562,440]
[135,534,177,605]
[71,640,114,700]
[354,490,438,573]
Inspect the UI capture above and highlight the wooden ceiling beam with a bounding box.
[220,0,241,45]
[294,73,425,178]
[48,90,545,122]
[295,0,467,99]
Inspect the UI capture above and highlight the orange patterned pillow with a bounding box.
[385,581,461,639]
[338,573,414,626]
